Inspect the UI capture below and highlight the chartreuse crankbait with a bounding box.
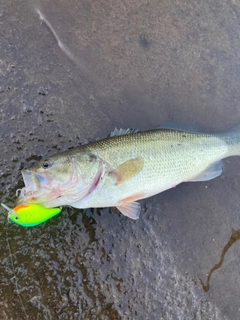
[1,203,61,227]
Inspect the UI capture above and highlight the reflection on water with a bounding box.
[200,230,240,292]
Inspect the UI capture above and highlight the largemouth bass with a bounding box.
[17,126,240,219]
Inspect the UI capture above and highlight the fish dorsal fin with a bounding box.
[109,157,144,184]
[188,160,223,182]
[110,127,139,137]
[157,122,202,133]
[117,201,141,219]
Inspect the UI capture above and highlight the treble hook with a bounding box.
[1,203,18,218]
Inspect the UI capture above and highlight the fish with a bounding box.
[1,203,61,227]
[16,125,240,219]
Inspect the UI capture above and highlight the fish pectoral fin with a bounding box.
[188,160,223,182]
[109,157,144,185]
[117,201,141,219]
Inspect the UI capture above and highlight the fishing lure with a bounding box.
[1,203,61,227]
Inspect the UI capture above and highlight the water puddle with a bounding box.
[200,230,240,292]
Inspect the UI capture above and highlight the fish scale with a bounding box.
[17,126,240,219]
[82,130,228,209]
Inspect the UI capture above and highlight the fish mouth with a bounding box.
[22,169,41,191]
[15,170,50,206]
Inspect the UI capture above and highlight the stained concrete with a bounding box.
[1,0,240,319]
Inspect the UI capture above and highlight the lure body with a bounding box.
[1,203,61,227]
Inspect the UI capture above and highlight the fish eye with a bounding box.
[15,216,19,220]
[42,159,52,169]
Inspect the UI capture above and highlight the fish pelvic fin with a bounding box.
[116,193,144,219]
[117,201,141,219]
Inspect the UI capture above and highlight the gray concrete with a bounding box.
[1,0,240,318]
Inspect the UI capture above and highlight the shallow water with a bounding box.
[1,0,240,319]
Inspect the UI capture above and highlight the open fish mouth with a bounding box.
[22,170,38,191]
[15,170,50,206]
[21,169,50,191]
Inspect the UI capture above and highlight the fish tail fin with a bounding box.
[220,124,240,156]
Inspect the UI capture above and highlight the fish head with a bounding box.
[17,151,103,207]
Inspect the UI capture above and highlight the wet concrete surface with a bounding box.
[1,0,240,319]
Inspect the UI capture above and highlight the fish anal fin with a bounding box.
[117,201,141,219]
[188,160,223,182]
[109,157,144,185]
